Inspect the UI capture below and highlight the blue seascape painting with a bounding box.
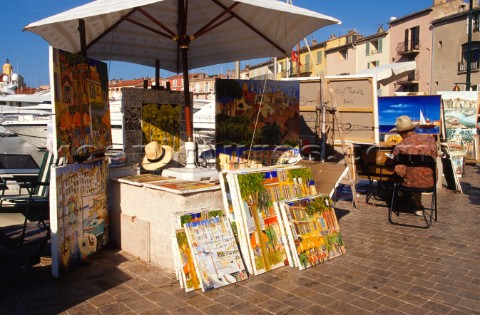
[378,95,441,134]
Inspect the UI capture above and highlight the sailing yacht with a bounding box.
[417,109,435,129]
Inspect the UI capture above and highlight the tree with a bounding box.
[238,172,272,271]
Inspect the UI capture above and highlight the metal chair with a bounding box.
[388,153,437,229]
[0,150,57,244]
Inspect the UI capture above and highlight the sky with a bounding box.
[1,0,434,87]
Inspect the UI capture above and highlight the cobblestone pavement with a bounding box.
[1,165,479,315]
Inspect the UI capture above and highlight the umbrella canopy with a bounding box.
[24,0,340,139]
[25,0,339,73]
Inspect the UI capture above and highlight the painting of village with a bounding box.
[378,95,441,135]
[278,195,346,270]
[184,216,248,292]
[51,48,111,161]
[230,166,316,275]
[50,159,109,277]
[438,91,479,159]
[215,79,301,171]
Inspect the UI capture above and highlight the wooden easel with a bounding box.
[318,72,359,208]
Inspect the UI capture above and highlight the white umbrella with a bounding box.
[357,61,416,82]
[24,0,340,139]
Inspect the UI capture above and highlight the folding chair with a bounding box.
[388,153,437,229]
[0,150,58,244]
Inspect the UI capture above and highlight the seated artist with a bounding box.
[390,115,437,215]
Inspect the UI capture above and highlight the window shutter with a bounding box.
[378,38,383,53]
[366,42,370,56]
[317,51,322,64]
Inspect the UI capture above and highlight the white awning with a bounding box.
[357,61,416,82]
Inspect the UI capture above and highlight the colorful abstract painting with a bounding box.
[229,166,316,275]
[50,159,109,277]
[215,79,301,171]
[279,195,346,270]
[378,95,441,135]
[51,48,111,161]
[184,216,248,292]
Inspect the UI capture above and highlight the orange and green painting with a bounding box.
[215,79,300,171]
[175,228,201,292]
[51,48,111,161]
[234,166,315,275]
[280,195,346,270]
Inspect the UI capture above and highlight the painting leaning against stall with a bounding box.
[50,159,109,277]
[173,209,225,292]
[184,216,248,292]
[279,195,346,270]
[215,79,301,171]
[233,166,316,275]
[51,48,111,160]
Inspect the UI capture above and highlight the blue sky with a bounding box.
[2,0,433,87]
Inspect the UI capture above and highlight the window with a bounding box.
[461,42,480,67]
[305,54,310,67]
[367,60,379,69]
[316,51,323,64]
[366,38,383,56]
[410,26,420,50]
[339,49,348,60]
[438,40,443,48]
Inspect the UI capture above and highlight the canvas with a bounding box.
[378,95,441,135]
[438,91,479,160]
[215,79,301,171]
[184,216,248,292]
[279,195,346,270]
[50,159,109,277]
[121,88,186,165]
[51,48,111,161]
[228,166,316,275]
[142,103,181,150]
[172,209,226,292]
[117,174,171,184]
[144,179,217,194]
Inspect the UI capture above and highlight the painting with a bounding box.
[378,95,441,135]
[438,91,479,159]
[142,103,181,151]
[278,195,346,270]
[184,216,248,291]
[51,48,111,161]
[228,166,316,275]
[172,209,224,292]
[117,174,171,184]
[144,179,217,194]
[325,75,379,143]
[50,159,109,277]
[122,88,186,165]
[215,79,301,171]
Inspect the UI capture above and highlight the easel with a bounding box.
[318,73,359,208]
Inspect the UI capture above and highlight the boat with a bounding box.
[1,93,124,150]
[416,109,436,129]
[464,109,476,116]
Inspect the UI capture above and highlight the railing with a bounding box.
[396,40,421,55]
[458,60,479,73]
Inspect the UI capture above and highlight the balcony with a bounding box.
[458,60,479,73]
[396,69,420,85]
[278,63,314,78]
[396,40,421,55]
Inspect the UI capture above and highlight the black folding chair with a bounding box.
[388,153,437,229]
[0,151,57,244]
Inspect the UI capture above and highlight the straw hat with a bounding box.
[141,141,172,170]
[389,115,418,132]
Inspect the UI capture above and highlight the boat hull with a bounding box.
[1,122,48,148]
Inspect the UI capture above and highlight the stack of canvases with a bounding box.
[172,165,346,292]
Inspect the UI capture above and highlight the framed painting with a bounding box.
[215,79,301,171]
[278,195,346,270]
[378,95,441,135]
